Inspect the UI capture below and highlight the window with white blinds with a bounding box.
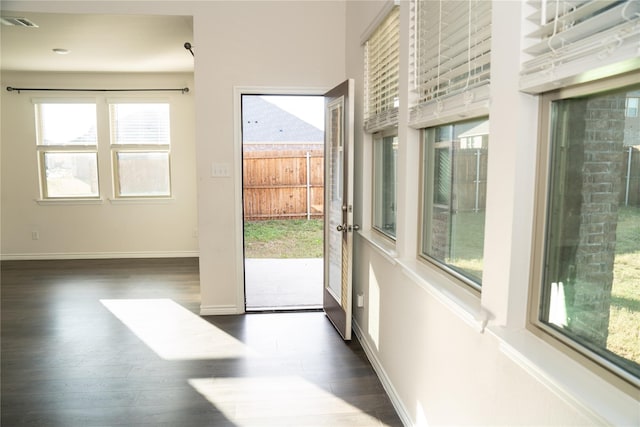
[110,103,170,145]
[521,0,640,93]
[410,0,492,128]
[109,102,172,197]
[364,5,400,133]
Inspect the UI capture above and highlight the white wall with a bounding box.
[3,2,637,426]
[190,1,346,314]
[1,71,198,259]
[347,1,639,426]
[0,1,346,314]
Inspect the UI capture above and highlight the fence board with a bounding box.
[243,150,324,220]
[453,148,488,212]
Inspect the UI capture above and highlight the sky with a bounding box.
[260,95,324,131]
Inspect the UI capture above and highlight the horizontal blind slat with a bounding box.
[365,5,400,131]
[520,0,640,92]
[524,2,633,55]
[411,0,492,123]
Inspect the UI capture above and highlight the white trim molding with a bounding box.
[199,304,242,316]
[232,85,328,316]
[353,318,411,427]
[1,251,199,261]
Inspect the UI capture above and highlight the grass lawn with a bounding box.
[243,219,323,258]
[609,206,640,365]
[448,211,485,282]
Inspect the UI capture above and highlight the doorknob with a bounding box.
[351,224,360,231]
[337,224,347,232]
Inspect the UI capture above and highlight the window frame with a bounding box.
[108,101,173,199]
[34,100,101,200]
[418,117,489,293]
[626,97,639,118]
[372,129,398,241]
[529,70,640,391]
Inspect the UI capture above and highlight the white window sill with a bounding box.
[357,229,398,265]
[397,257,490,333]
[357,229,489,333]
[108,197,175,205]
[489,325,640,426]
[36,198,104,205]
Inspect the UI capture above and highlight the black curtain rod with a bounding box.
[6,86,189,94]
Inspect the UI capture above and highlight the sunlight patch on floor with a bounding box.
[189,376,385,425]
[100,298,255,360]
[368,264,381,351]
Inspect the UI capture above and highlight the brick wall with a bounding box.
[570,94,626,347]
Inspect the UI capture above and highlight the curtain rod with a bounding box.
[6,86,189,94]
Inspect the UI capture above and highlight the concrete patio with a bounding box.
[244,258,323,310]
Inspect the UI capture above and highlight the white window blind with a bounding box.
[364,5,400,133]
[109,102,172,198]
[110,103,170,145]
[410,0,492,128]
[520,0,640,93]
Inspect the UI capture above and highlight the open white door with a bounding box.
[323,79,355,340]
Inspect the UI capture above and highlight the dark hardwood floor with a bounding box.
[1,258,402,426]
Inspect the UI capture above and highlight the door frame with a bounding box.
[232,86,329,313]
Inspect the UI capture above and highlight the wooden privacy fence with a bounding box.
[243,150,324,220]
[452,148,488,212]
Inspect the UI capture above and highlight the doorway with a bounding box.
[241,94,325,311]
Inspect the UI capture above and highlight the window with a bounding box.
[626,97,639,118]
[420,118,488,288]
[109,102,171,197]
[373,133,398,239]
[534,76,640,386]
[34,99,173,200]
[365,5,400,241]
[35,101,100,199]
[364,5,399,133]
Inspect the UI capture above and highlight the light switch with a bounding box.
[211,163,231,177]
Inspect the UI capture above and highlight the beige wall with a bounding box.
[0,1,346,315]
[190,1,346,314]
[1,1,637,426]
[1,71,198,259]
[346,1,638,426]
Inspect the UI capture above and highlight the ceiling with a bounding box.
[0,12,194,73]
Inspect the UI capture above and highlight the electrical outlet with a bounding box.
[31,231,39,240]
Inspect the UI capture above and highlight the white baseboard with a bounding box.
[200,305,242,316]
[0,251,199,261]
[353,319,412,427]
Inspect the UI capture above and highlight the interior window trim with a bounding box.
[528,71,640,392]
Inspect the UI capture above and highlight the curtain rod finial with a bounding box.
[184,42,194,57]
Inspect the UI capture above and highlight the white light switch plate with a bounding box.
[211,163,230,177]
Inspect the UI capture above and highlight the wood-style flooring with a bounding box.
[1,258,402,426]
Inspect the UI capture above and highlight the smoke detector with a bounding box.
[0,17,39,27]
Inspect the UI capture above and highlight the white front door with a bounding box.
[323,79,355,340]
